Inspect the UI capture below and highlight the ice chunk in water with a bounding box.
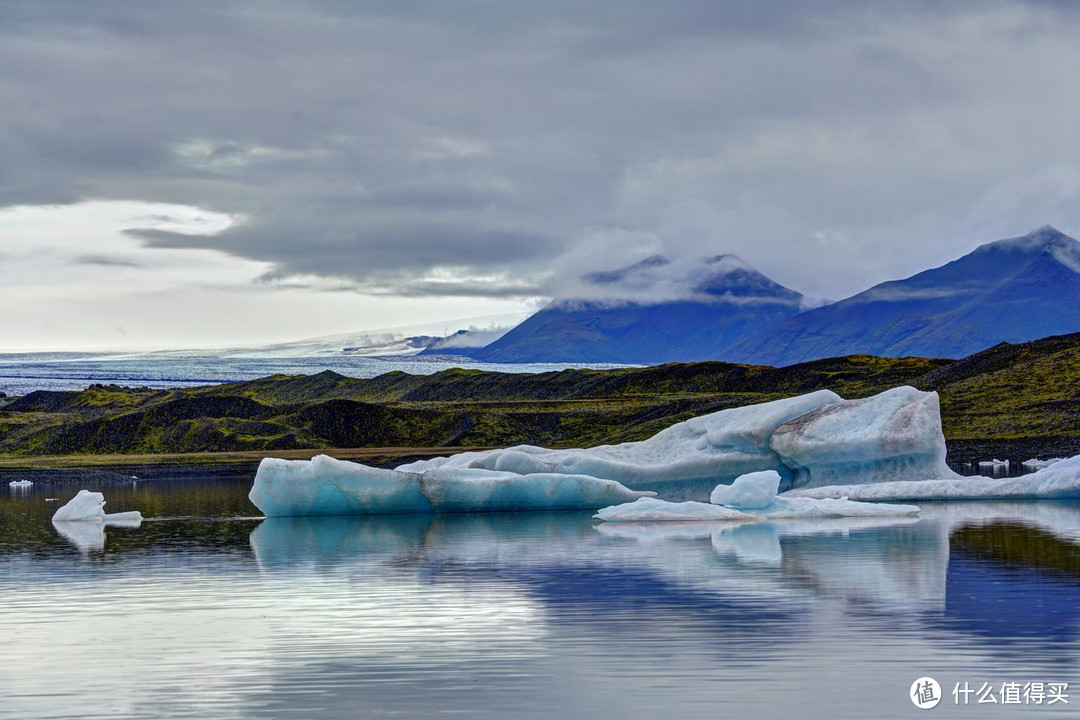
[51,490,143,523]
[709,470,780,509]
[249,454,652,517]
[785,453,1080,502]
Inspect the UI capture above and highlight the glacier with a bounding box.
[250,453,652,517]
[249,385,970,517]
[784,454,1080,502]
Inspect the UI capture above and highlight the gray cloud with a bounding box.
[73,254,142,269]
[3,0,1080,301]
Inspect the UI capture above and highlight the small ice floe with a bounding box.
[1022,458,1064,471]
[594,470,920,522]
[978,458,1010,469]
[9,479,33,488]
[52,490,143,552]
[52,489,143,523]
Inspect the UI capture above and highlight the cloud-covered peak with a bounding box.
[555,250,802,306]
[974,225,1080,274]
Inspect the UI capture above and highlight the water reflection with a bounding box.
[3,475,1080,719]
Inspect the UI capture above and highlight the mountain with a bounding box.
[471,254,806,364]
[6,332,1080,461]
[726,226,1080,366]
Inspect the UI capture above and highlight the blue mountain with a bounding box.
[726,226,1080,365]
[471,254,805,364]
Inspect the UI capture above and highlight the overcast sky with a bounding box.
[2,0,1080,350]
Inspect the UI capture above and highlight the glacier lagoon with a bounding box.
[3,473,1080,719]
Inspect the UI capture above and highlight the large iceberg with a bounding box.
[769,386,958,488]
[397,390,842,498]
[784,453,1080,502]
[249,454,652,517]
[251,385,969,516]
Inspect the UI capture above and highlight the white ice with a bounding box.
[593,495,920,522]
[8,480,32,487]
[784,453,1080,502]
[249,454,652,517]
[709,470,780,509]
[769,386,959,489]
[1022,457,1064,471]
[250,455,432,517]
[978,458,1009,468]
[397,390,841,499]
[51,489,143,523]
[420,467,653,513]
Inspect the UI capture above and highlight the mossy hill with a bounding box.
[2,332,1079,463]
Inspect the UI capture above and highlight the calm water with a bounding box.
[0,352,630,395]
[3,475,1080,719]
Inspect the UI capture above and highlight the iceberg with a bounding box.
[51,490,142,552]
[397,390,842,498]
[420,467,653,513]
[769,386,959,488]
[51,490,143,523]
[978,459,1009,469]
[784,454,1080,502]
[1022,457,1064,471]
[594,495,920,522]
[709,470,780,509]
[251,455,432,517]
[249,454,652,517]
[9,479,32,488]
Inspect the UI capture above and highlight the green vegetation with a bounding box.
[1,332,1078,466]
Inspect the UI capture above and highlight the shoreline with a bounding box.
[2,438,1075,484]
[0,446,493,482]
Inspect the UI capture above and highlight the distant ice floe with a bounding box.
[9,479,32,488]
[978,458,1009,469]
[784,454,1080,502]
[1022,457,1064,471]
[51,490,143,552]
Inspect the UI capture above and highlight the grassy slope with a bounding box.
[1,332,1078,464]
